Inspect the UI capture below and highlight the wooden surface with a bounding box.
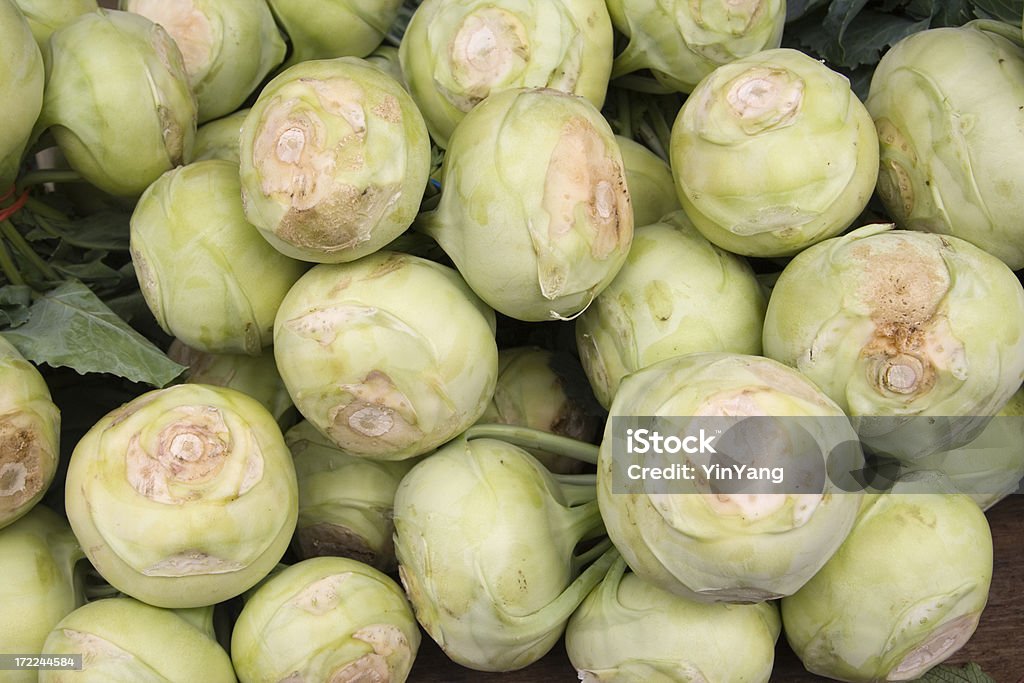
[408,495,1024,682]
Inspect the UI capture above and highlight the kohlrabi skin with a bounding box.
[130,160,309,356]
[597,352,864,603]
[64,383,298,609]
[188,108,248,164]
[393,433,616,672]
[37,9,197,198]
[606,0,785,94]
[267,0,403,69]
[615,136,680,229]
[0,335,60,530]
[398,0,614,148]
[11,0,97,49]
[476,346,604,474]
[0,505,85,683]
[167,340,295,426]
[762,224,1024,461]
[566,556,781,683]
[670,48,879,258]
[420,87,633,322]
[231,556,421,683]
[286,420,417,570]
[239,57,431,264]
[273,251,498,460]
[781,483,994,682]
[906,387,1024,511]
[0,0,44,190]
[120,0,285,123]
[39,598,236,683]
[867,21,1024,270]
[364,44,405,88]
[576,211,767,409]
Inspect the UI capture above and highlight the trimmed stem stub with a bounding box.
[0,415,47,514]
[725,66,803,134]
[889,612,981,680]
[445,8,531,111]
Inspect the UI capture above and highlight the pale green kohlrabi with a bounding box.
[781,481,993,682]
[231,557,421,683]
[904,387,1024,511]
[0,335,59,530]
[476,346,604,474]
[39,598,236,683]
[615,136,680,228]
[394,430,616,671]
[167,339,295,426]
[607,0,785,93]
[420,87,633,321]
[187,108,248,164]
[762,224,1024,461]
[64,384,298,609]
[11,0,96,49]
[670,48,879,257]
[0,0,44,190]
[130,159,308,355]
[239,57,431,263]
[398,0,613,148]
[37,9,197,197]
[0,506,85,683]
[120,0,285,122]
[597,352,865,603]
[866,21,1024,270]
[576,210,766,409]
[267,0,402,68]
[286,420,417,570]
[566,556,781,683]
[273,251,498,460]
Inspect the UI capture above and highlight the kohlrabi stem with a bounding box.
[646,102,674,162]
[574,537,614,569]
[1,219,59,282]
[563,498,607,550]
[16,169,84,192]
[465,424,599,465]
[0,238,26,286]
[616,88,633,139]
[557,480,597,507]
[24,197,70,223]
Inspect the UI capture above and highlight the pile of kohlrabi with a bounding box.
[1,0,1022,680]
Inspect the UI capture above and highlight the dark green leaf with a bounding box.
[910,662,998,683]
[825,0,873,43]
[54,255,126,288]
[788,0,834,22]
[0,280,185,387]
[0,284,32,328]
[971,0,1024,22]
[790,8,931,68]
[24,210,131,251]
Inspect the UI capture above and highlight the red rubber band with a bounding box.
[0,189,29,223]
[0,185,15,202]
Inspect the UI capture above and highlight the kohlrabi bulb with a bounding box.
[231,557,421,683]
[763,223,1024,461]
[576,210,766,409]
[121,0,285,122]
[130,159,309,355]
[421,87,633,321]
[399,0,614,148]
[239,57,431,263]
[38,9,197,197]
[64,384,298,608]
[0,0,44,189]
[273,251,498,460]
[597,352,865,603]
[607,0,786,93]
[670,48,879,257]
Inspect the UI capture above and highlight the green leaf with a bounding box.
[910,662,998,683]
[787,0,834,22]
[0,284,32,327]
[971,0,1024,23]
[0,280,185,387]
[23,210,131,251]
[789,9,931,68]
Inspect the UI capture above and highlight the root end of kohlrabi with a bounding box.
[297,523,381,566]
[888,612,981,680]
[0,418,46,512]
